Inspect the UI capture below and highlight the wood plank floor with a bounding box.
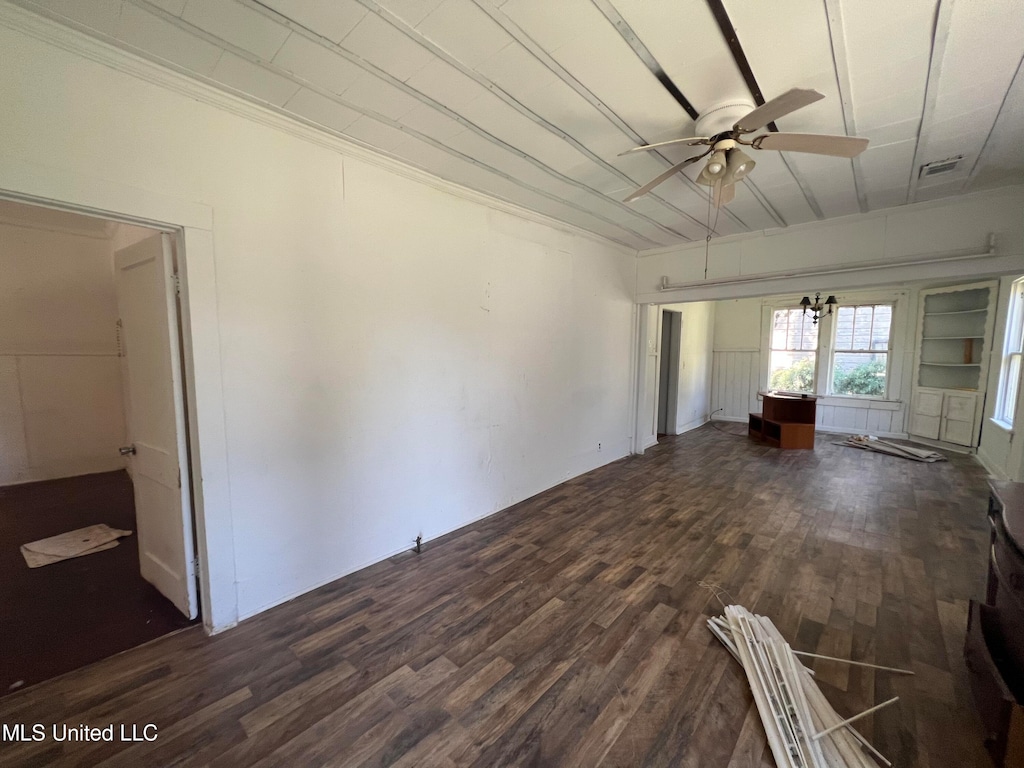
[0,471,194,695]
[0,425,995,767]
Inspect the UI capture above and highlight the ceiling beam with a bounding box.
[962,50,1024,193]
[121,0,663,247]
[473,0,723,236]
[822,0,868,213]
[229,0,682,244]
[703,0,777,132]
[346,0,704,240]
[906,0,954,204]
[704,0,824,220]
[588,0,699,121]
[588,0,754,232]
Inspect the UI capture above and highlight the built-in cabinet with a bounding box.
[909,281,997,449]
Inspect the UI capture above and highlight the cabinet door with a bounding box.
[941,417,975,446]
[911,413,941,439]
[945,392,977,421]
[917,390,944,416]
[910,390,943,438]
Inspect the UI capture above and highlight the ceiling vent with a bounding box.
[919,155,964,178]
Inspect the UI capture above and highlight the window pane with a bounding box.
[832,352,887,396]
[871,305,892,350]
[1002,354,1021,424]
[769,350,815,393]
[852,306,873,349]
[834,307,854,349]
[772,310,789,349]
[771,308,818,352]
[997,280,1024,424]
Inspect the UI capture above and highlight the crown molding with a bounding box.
[0,1,638,257]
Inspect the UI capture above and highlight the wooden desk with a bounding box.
[748,392,817,449]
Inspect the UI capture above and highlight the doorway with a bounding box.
[657,310,682,436]
[0,199,199,695]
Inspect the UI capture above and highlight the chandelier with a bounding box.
[800,293,837,324]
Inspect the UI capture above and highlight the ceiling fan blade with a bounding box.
[753,132,869,158]
[622,150,712,203]
[617,137,710,156]
[713,181,735,208]
[733,88,825,133]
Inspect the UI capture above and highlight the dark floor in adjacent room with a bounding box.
[0,471,194,696]
[0,426,995,767]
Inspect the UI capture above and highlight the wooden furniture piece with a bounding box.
[965,481,1024,766]
[748,392,817,449]
[910,281,997,449]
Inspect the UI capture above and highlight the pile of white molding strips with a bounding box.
[708,605,910,767]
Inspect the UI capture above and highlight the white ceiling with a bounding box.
[15,0,1024,250]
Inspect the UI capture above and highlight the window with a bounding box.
[995,278,1024,428]
[830,304,892,397]
[769,308,818,393]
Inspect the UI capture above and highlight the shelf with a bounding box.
[923,335,985,340]
[926,309,988,316]
[921,362,981,367]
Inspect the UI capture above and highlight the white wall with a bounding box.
[660,302,714,434]
[637,187,1024,304]
[710,298,763,422]
[979,276,1024,480]
[0,17,636,625]
[0,221,127,485]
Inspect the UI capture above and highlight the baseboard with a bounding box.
[814,425,910,440]
[902,434,974,455]
[235,444,634,624]
[977,445,1010,480]
[710,415,911,441]
[674,416,710,435]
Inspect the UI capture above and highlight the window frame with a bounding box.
[994,277,1024,430]
[761,294,902,404]
[825,302,895,399]
[767,306,821,395]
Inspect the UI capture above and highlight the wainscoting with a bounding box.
[710,351,908,436]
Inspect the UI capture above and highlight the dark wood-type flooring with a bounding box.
[0,471,194,695]
[0,426,995,767]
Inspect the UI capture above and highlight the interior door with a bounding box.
[116,233,197,619]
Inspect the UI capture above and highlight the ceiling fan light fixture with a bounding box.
[723,148,755,184]
[705,150,727,177]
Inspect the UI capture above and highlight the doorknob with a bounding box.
[119,445,136,456]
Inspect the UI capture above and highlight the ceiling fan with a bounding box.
[620,88,869,207]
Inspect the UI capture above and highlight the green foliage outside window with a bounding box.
[769,358,815,393]
[832,360,886,396]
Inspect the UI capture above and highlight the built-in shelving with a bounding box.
[909,281,997,449]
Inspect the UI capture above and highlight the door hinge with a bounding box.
[176,468,181,488]
[172,272,181,296]
[191,556,199,571]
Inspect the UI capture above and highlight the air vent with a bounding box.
[919,155,964,178]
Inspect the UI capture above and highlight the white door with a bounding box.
[116,234,197,619]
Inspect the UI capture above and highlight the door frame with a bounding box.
[632,304,662,455]
[0,175,237,634]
